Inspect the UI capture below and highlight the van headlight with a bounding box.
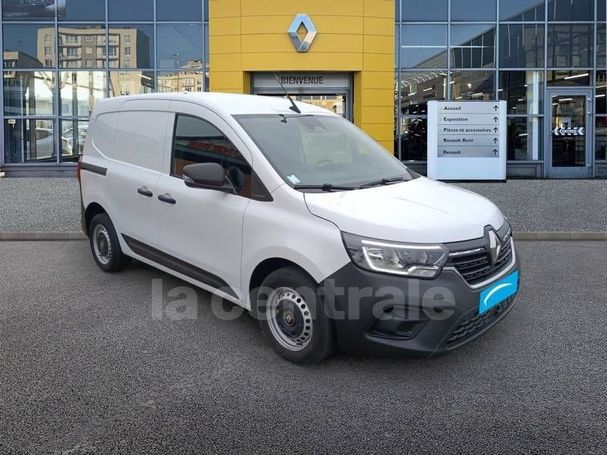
[341,232,449,279]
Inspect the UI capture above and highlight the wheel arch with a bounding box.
[249,257,316,296]
[84,202,108,236]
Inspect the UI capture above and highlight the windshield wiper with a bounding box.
[293,183,356,192]
[359,176,409,189]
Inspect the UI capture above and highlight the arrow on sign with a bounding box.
[493,138,499,144]
[493,105,499,112]
[493,149,498,155]
[493,116,499,122]
[553,126,585,136]
[493,127,499,133]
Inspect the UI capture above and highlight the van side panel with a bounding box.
[90,112,118,160]
[111,110,168,172]
[83,105,172,252]
[105,110,171,249]
[81,112,120,229]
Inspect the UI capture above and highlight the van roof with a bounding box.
[94,92,334,117]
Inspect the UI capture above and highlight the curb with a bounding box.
[513,232,607,241]
[0,232,607,241]
[0,232,87,241]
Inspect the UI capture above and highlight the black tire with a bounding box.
[89,212,130,273]
[255,266,335,364]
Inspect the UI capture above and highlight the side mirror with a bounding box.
[183,162,229,190]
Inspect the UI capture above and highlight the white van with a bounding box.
[79,93,520,363]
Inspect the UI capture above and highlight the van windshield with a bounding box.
[234,114,417,190]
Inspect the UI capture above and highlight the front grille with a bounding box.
[447,237,513,286]
[446,296,514,346]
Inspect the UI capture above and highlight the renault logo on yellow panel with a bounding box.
[288,13,317,53]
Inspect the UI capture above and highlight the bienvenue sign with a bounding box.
[252,72,351,91]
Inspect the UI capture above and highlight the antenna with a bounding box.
[274,74,301,114]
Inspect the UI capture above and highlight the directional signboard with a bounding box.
[427,101,507,180]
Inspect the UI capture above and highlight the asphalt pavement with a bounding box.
[0,240,606,454]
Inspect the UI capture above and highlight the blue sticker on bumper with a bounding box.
[479,270,519,314]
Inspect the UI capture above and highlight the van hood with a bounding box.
[304,177,505,243]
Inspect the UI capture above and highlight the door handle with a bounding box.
[158,193,176,205]
[137,186,153,197]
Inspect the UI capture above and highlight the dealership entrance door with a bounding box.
[251,73,353,121]
[546,89,593,178]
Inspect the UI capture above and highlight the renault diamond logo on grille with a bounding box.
[288,14,317,53]
[488,230,502,265]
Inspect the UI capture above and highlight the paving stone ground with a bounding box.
[0,177,606,233]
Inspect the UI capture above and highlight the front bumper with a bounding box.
[320,251,520,357]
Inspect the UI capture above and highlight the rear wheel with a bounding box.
[256,266,335,364]
[89,213,130,272]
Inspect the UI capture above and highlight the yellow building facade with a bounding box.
[209,0,395,153]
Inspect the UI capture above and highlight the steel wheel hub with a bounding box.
[93,225,112,265]
[267,287,313,351]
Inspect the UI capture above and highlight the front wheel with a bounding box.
[256,267,335,364]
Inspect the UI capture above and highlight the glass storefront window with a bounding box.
[204,24,210,63]
[58,0,105,21]
[0,0,210,169]
[108,24,154,69]
[507,117,543,160]
[596,117,607,160]
[499,24,545,68]
[400,25,448,68]
[2,0,56,20]
[3,24,54,68]
[4,118,58,163]
[399,71,447,115]
[600,0,606,21]
[58,25,106,69]
[156,24,204,69]
[394,73,399,140]
[547,70,592,86]
[157,70,204,92]
[597,24,606,69]
[547,24,593,68]
[60,119,88,161]
[499,0,545,21]
[597,71,606,115]
[401,0,448,22]
[450,71,495,100]
[401,26,447,49]
[3,71,54,116]
[109,71,155,96]
[59,71,105,117]
[109,0,153,21]
[547,0,594,21]
[450,25,495,68]
[451,0,496,22]
[499,71,543,115]
[398,117,427,161]
[156,0,203,21]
